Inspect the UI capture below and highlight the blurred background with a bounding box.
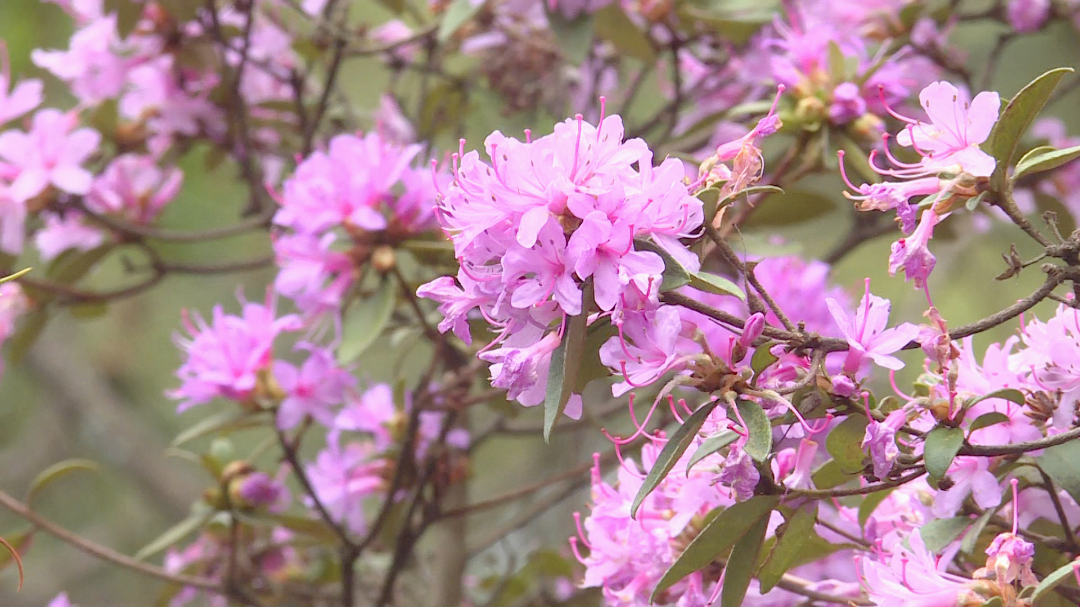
[0,0,1075,605]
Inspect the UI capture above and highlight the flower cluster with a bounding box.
[419,109,703,412]
[272,130,442,317]
[840,81,1001,290]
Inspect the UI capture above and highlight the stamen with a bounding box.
[523,128,531,144]
[836,150,863,191]
[878,84,917,124]
[889,370,915,401]
[596,96,606,142]
[569,537,587,562]
[429,159,443,197]
[667,396,685,424]
[856,278,872,343]
[573,512,592,548]
[571,114,584,179]
[1010,478,1020,534]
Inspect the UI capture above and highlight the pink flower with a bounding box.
[888,209,941,289]
[33,211,104,261]
[169,291,302,412]
[863,409,907,479]
[0,44,42,125]
[0,109,100,202]
[858,529,984,607]
[273,346,356,430]
[272,232,355,317]
[932,456,1002,517]
[236,472,290,512]
[31,14,131,104]
[0,282,28,379]
[894,81,1000,177]
[828,284,920,375]
[305,432,387,534]
[48,593,78,607]
[1007,0,1050,32]
[86,154,183,223]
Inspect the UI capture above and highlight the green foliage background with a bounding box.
[0,1,1074,605]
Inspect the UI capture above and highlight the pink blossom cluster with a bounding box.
[419,110,703,413]
[840,81,1001,291]
[272,130,442,317]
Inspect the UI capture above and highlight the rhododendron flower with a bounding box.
[86,154,183,223]
[169,292,301,412]
[33,211,104,261]
[858,530,985,607]
[888,209,942,289]
[932,456,1002,517]
[305,432,387,535]
[828,284,919,375]
[48,593,77,607]
[892,82,1000,177]
[236,472,290,512]
[863,408,906,479]
[273,346,356,430]
[0,109,100,202]
[0,45,41,125]
[31,12,131,104]
[0,282,28,378]
[1007,0,1050,32]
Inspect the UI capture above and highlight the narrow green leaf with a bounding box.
[967,411,1011,434]
[966,388,1026,409]
[1039,439,1080,506]
[632,401,719,517]
[919,517,970,554]
[960,508,995,554]
[438,0,486,41]
[721,511,771,607]
[718,185,785,209]
[758,504,817,593]
[1016,145,1056,169]
[687,431,739,472]
[1015,144,1080,180]
[689,271,746,300]
[811,459,859,489]
[546,10,596,64]
[0,267,30,285]
[736,399,772,462]
[651,496,779,600]
[825,415,869,474]
[337,277,396,364]
[924,426,965,480]
[1032,558,1080,602]
[858,487,895,529]
[593,4,655,61]
[633,238,691,291]
[135,506,214,561]
[988,67,1074,186]
[27,459,100,508]
[171,411,270,447]
[543,285,591,442]
[827,41,845,83]
[45,245,112,284]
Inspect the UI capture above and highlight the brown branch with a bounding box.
[0,487,220,591]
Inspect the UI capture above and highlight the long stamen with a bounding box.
[878,84,917,124]
[596,96,606,142]
[569,537,587,562]
[835,150,862,192]
[571,114,584,179]
[573,512,592,548]
[856,278,872,343]
[1010,478,1020,534]
[889,370,914,401]
[881,133,925,169]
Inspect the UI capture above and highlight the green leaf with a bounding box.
[1015,144,1080,180]
[633,238,691,291]
[919,517,970,554]
[750,341,778,376]
[438,0,486,42]
[924,426,965,480]
[687,431,739,472]
[689,271,746,301]
[27,459,100,508]
[736,399,772,462]
[757,504,817,593]
[966,388,1026,409]
[967,411,1011,434]
[1032,558,1080,602]
[171,411,270,447]
[574,318,619,393]
[827,41,845,83]
[547,10,596,64]
[825,415,869,474]
[858,487,895,529]
[0,267,30,285]
[718,185,786,208]
[543,285,591,442]
[45,244,112,285]
[743,190,835,228]
[960,508,995,554]
[811,458,859,489]
[337,277,396,364]
[632,401,720,517]
[988,68,1074,187]
[721,511,771,607]
[135,506,214,561]
[594,4,655,61]
[1039,439,1080,506]
[651,495,779,600]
